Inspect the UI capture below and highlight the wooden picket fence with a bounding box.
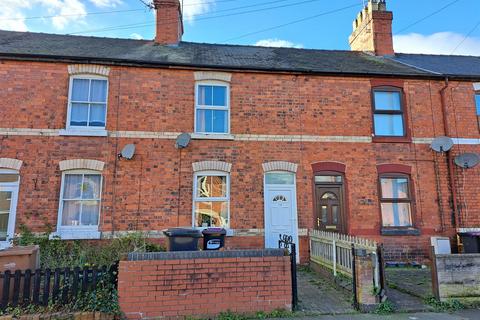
[0,264,118,310]
[309,230,380,286]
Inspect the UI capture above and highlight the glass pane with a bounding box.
[321,205,327,224]
[265,173,295,185]
[81,201,100,226]
[70,103,89,127]
[63,175,82,199]
[212,86,227,106]
[381,203,412,227]
[194,201,228,228]
[374,114,404,136]
[196,109,213,132]
[315,176,342,183]
[82,175,101,199]
[476,94,480,116]
[71,79,89,101]
[374,91,401,111]
[0,174,19,183]
[321,192,337,200]
[90,80,107,103]
[332,205,338,224]
[198,85,212,105]
[62,200,81,226]
[196,176,227,198]
[0,191,11,241]
[212,110,228,133]
[381,178,409,199]
[89,104,106,127]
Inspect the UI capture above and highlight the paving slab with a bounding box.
[297,270,357,315]
[386,268,432,299]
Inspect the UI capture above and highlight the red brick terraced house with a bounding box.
[1,0,480,262]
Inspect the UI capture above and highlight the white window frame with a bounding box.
[62,75,109,137]
[55,169,103,240]
[0,169,20,249]
[194,81,230,135]
[192,171,230,229]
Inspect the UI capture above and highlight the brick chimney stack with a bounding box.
[153,0,183,45]
[349,0,394,56]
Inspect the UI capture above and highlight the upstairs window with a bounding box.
[67,76,108,130]
[195,83,229,134]
[193,172,229,228]
[379,175,412,227]
[372,88,405,137]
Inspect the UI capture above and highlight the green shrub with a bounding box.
[424,296,464,312]
[373,300,395,314]
[13,224,165,268]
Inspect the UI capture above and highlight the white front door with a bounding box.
[0,172,20,249]
[264,172,299,261]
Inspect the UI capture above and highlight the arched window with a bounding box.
[0,168,20,248]
[193,171,230,228]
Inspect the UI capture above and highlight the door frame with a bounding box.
[0,169,20,249]
[312,171,348,234]
[263,171,299,262]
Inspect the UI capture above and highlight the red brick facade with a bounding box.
[1,58,479,261]
[117,255,291,318]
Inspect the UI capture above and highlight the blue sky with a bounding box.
[2,0,480,55]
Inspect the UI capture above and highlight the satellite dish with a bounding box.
[119,144,135,160]
[175,133,191,149]
[454,153,480,169]
[430,136,454,153]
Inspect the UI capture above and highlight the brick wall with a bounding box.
[1,59,480,262]
[432,254,480,303]
[118,250,292,319]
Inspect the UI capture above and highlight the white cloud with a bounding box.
[394,32,480,56]
[254,38,304,49]
[89,0,122,8]
[130,32,143,40]
[180,0,214,23]
[0,0,122,32]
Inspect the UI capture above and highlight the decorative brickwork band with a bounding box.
[262,161,298,173]
[194,71,232,83]
[67,65,110,77]
[59,159,105,171]
[0,158,23,171]
[192,161,232,173]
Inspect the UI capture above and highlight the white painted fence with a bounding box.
[309,230,381,288]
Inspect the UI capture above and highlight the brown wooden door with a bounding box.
[315,186,344,233]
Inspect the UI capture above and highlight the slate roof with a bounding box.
[0,30,479,79]
[390,53,480,78]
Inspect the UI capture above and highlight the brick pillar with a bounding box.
[354,249,379,312]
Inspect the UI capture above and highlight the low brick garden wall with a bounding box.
[0,312,113,320]
[118,249,292,319]
[432,253,480,303]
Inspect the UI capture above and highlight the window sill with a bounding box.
[191,133,234,140]
[51,229,101,240]
[59,129,108,137]
[372,136,412,143]
[381,228,420,236]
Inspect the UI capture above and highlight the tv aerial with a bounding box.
[118,144,136,160]
[175,133,191,149]
[454,153,480,169]
[430,136,454,153]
